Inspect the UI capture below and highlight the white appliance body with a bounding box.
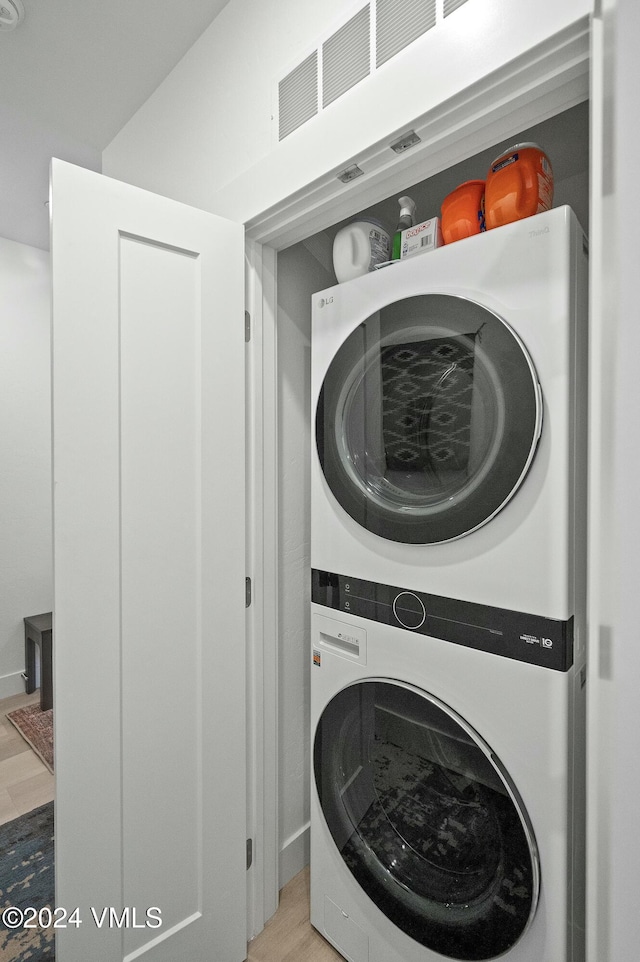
[309,609,586,962]
[311,206,588,622]
[309,207,587,961]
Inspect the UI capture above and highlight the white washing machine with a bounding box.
[311,206,588,621]
[309,605,586,962]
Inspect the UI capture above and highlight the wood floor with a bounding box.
[248,867,344,962]
[0,692,340,961]
[0,689,54,826]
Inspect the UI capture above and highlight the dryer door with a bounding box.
[316,294,542,543]
[314,679,540,961]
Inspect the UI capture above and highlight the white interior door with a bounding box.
[50,159,247,962]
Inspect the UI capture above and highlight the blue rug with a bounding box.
[0,802,54,961]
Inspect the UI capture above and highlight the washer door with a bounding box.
[314,680,540,961]
[316,294,542,543]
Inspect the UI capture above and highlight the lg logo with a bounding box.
[318,295,334,308]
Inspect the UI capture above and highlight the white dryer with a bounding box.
[311,206,588,621]
[309,604,586,962]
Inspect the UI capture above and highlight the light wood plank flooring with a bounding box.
[248,867,344,962]
[0,690,54,826]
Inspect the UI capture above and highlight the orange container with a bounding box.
[441,180,486,244]
[485,142,553,230]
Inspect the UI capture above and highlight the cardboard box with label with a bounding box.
[400,217,444,259]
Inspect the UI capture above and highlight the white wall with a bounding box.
[605,1,640,959]
[0,237,52,698]
[276,242,333,886]
[103,0,346,211]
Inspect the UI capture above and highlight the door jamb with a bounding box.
[245,240,279,936]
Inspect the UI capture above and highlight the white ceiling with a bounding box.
[0,0,232,249]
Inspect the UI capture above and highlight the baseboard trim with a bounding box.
[279,822,310,889]
[0,670,27,702]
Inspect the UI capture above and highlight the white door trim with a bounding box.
[244,240,280,936]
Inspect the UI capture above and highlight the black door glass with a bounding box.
[314,681,539,960]
[316,294,541,543]
[381,333,479,477]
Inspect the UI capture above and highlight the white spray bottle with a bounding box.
[392,195,417,260]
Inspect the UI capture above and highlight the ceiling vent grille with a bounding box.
[444,0,469,16]
[376,0,436,68]
[277,0,472,141]
[323,6,371,108]
[278,51,319,141]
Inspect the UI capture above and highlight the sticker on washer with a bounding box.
[520,633,553,649]
[313,650,321,667]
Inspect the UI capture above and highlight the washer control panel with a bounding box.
[312,568,574,672]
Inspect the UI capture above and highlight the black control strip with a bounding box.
[312,569,573,672]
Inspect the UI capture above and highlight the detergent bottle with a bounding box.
[332,218,391,282]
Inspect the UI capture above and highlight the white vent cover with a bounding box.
[323,6,371,108]
[444,0,470,16]
[376,0,436,68]
[277,0,473,141]
[279,51,319,141]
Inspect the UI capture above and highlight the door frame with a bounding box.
[244,239,280,934]
[246,12,594,940]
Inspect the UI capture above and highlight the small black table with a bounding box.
[24,612,53,712]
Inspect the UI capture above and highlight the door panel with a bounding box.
[51,159,247,962]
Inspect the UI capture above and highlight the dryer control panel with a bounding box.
[312,568,573,671]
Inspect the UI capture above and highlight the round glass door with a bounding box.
[316,294,542,543]
[314,680,540,960]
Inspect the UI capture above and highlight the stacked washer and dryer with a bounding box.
[309,206,588,962]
